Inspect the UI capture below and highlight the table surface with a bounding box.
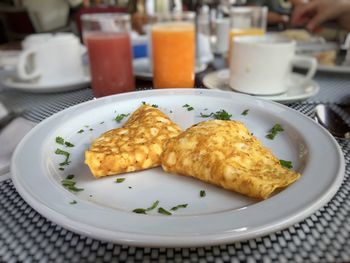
[0,58,349,262]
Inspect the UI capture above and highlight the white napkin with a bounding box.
[0,117,36,176]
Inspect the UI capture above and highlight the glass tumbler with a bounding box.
[228,6,268,62]
[81,13,135,97]
[151,12,196,88]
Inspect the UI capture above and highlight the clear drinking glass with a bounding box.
[151,12,196,88]
[228,6,268,61]
[81,13,135,98]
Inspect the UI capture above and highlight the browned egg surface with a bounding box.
[161,120,301,199]
[85,105,182,177]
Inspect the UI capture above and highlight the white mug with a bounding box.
[17,33,85,85]
[229,34,317,95]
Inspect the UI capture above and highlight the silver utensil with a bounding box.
[315,104,350,139]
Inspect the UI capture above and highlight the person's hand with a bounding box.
[266,0,307,25]
[291,0,350,31]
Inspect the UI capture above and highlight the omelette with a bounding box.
[161,120,301,199]
[85,105,182,177]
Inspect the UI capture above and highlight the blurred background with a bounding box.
[0,0,346,45]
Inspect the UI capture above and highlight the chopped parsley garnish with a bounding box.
[56,136,74,147]
[59,167,64,171]
[151,104,158,108]
[66,174,74,180]
[200,190,206,197]
[89,128,93,131]
[55,148,71,166]
[132,200,159,214]
[142,101,147,105]
[200,110,232,120]
[61,176,84,193]
[115,113,130,123]
[70,200,77,205]
[100,121,105,124]
[280,159,293,169]
[77,129,84,133]
[241,109,250,116]
[183,104,194,111]
[55,136,64,145]
[115,178,125,183]
[133,208,147,214]
[64,141,74,147]
[266,124,284,140]
[170,204,188,211]
[158,207,172,215]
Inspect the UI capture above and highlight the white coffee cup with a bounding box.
[229,34,317,95]
[17,33,85,85]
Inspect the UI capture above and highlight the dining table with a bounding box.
[0,54,349,262]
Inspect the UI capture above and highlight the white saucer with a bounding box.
[1,72,91,93]
[133,57,208,80]
[203,69,320,103]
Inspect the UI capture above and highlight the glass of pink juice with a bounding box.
[81,14,135,97]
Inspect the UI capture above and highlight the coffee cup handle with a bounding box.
[290,55,317,84]
[17,49,41,81]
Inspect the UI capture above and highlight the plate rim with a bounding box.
[1,73,91,93]
[202,69,320,103]
[11,89,345,247]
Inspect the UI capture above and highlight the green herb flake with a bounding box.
[89,128,93,131]
[132,200,159,214]
[66,174,74,180]
[266,124,284,140]
[115,113,130,123]
[241,109,250,116]
[200,190,206,197]
[59,167,64,171]
[158,207,172,215]
[142,101,147,105]
[151,104,158,108]
[128,186,132,189]
[70,200,77,205]
[115,178,125,183]
[280,159,293,169]
[55,148,71,166]
[146,200,159,211]
[212,110,232,120]
[64,141,74,147]
[200,110,232,120]
[100,121,105,124]
[132,208,147,214]
[77,129,84,134]
[200,112,213,118]
[170,204,188,211]
[183,104,194,111]
[61,177,84,193]
[55,136,64,145]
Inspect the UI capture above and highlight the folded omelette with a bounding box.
[85,105,182,177]
[161,120,301,199]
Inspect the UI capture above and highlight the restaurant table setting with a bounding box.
[0,9,350,263]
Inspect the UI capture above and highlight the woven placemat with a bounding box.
[0,91,349,262]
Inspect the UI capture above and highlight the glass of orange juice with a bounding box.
[151,12,195,89]
[228,6,268,63]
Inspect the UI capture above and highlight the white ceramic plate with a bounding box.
[133,58,207,80]
[203,69,320,104]
[1,70,90,93]
[11,89,344,247]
